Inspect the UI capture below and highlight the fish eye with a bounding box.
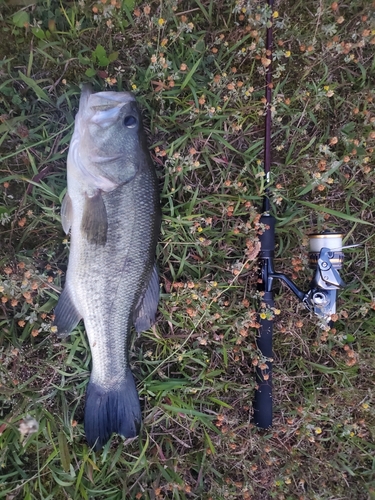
[123,115,137,128]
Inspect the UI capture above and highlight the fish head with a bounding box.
[69,86,149,192]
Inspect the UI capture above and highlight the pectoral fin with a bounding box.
[53,286,82,337]
[81,191,108,246]
[61,193,73,234]
[133,264,160,333]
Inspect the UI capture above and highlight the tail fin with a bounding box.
[84,370,141,450]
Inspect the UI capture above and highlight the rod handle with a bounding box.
[253,293,274,428]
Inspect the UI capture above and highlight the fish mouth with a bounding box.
[89,91,136,107]
[87,92,137,128]
[76,86,137,129]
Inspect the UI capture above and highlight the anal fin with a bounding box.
[133,264,160,333]
[81,191,108,246]
[53,286,82,337]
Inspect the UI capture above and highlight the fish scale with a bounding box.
[54,85,161,449]
[78,179,158,386]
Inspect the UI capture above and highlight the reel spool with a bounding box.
[308,232,344,270]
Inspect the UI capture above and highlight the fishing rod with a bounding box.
[252,0,347,428]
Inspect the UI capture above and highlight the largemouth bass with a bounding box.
[54,85,161,450]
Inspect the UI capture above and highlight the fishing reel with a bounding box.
[254,225,349,428]
[303,233,345,319]
[259,215,347,323]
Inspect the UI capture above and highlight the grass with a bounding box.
[0,0,375,498]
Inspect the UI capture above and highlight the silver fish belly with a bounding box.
[54,85,161,450]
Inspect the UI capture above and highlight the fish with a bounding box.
[53,85,161,450]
